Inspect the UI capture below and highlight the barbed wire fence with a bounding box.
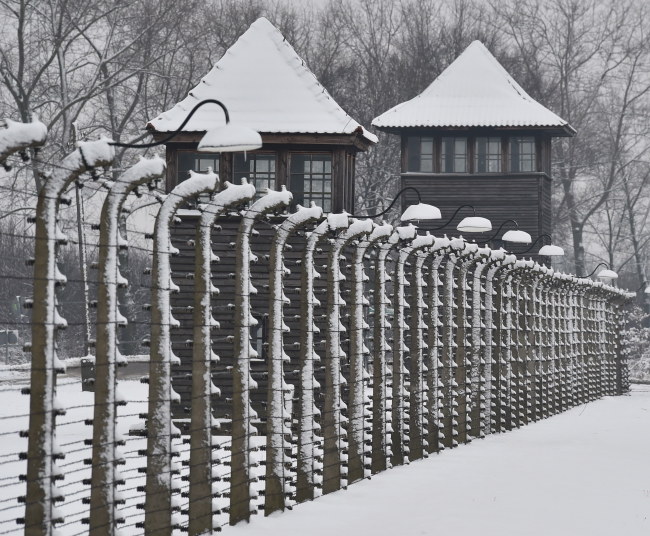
[0,121,633,536]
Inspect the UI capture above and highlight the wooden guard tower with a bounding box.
[146,18,375,421]
[147,17,376,209]
[373,41,575,250]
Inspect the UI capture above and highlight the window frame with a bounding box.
[288,151,333,213]
[176,150,220,185]
[509,136,537,173]
[474,136,502,173]
[441,136,468,173]
[232,151,278,197]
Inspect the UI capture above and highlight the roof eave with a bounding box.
[372,122,576,137]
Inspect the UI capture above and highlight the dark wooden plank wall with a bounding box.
[169,215,356,433]
[400,173,553,256]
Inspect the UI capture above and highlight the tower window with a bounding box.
[441,137,467,173]
[234,153,277,197]
[407,136,434,172]
[475,137,502,173]
[177,152,219,185]
[510,136,536,172]
[290,153,332,213]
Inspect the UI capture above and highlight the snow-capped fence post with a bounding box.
[452,242,479,444]
[144,170,219,535]
[480,251,507,436]
[296,215,350,502]
[538,276,553,419]
[440,239,464,446]
[265,203,323,516]
[347,223,392,483]
[390,225,423,464]
[519,264,537,425]
[425,242,451,453]
[229,188,292,525]
[25,139,114,536]
[393,233,434,463]
[187,180,256,536]
[371,227,409,473]
[467,248,491,439]
[0,117,47,168]
[89,157,166,535]
[323,217,373,494]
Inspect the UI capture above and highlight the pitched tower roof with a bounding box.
[372,41,574,135]
[148,17,377,144]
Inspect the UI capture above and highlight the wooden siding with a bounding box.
[169,215,354,430]
[400,173,553,260]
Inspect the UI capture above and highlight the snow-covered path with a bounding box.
[233,385,650,536]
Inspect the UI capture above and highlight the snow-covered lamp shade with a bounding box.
[538,244,565,256]
[502,229,532,244]
[597,269,618,280]
[457,216,492,233]
[198,123,263,152]
[400,202,442,222]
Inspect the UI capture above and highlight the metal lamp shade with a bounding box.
[198,123,263,152]
[597,269,618,280]
[538,244,565,256]
[502,229,532,244]
[400,202,442,222]
[457,216,492,233]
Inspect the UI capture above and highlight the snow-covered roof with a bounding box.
[148,18,377,144]
[372,41,574,135]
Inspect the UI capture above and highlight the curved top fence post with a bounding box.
[26,139,114,536]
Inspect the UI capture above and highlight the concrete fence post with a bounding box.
[481,252,506,436]
[229,188,292,525]
[390,226,426,464]
[145,170,219,535]
[424,243,450,453]
[26,139,114,536]
[323,218,372,494]
[89,157,166,535]
[295,215,349,502]
[347,223,392,483]
[187,180,255,536]
[467,249,491,440]
[399,233,434,462]
[370,228,407,473]
[265,203,323,515]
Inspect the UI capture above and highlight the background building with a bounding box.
[372,41,575,251]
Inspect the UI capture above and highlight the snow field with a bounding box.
[230,385,650,536]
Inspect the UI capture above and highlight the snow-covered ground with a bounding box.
[233,385,650,536]
[0,377,648,535]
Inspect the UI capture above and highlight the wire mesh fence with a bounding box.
[0,122,634,536]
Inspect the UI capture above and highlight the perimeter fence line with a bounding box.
[0,122,633,536]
